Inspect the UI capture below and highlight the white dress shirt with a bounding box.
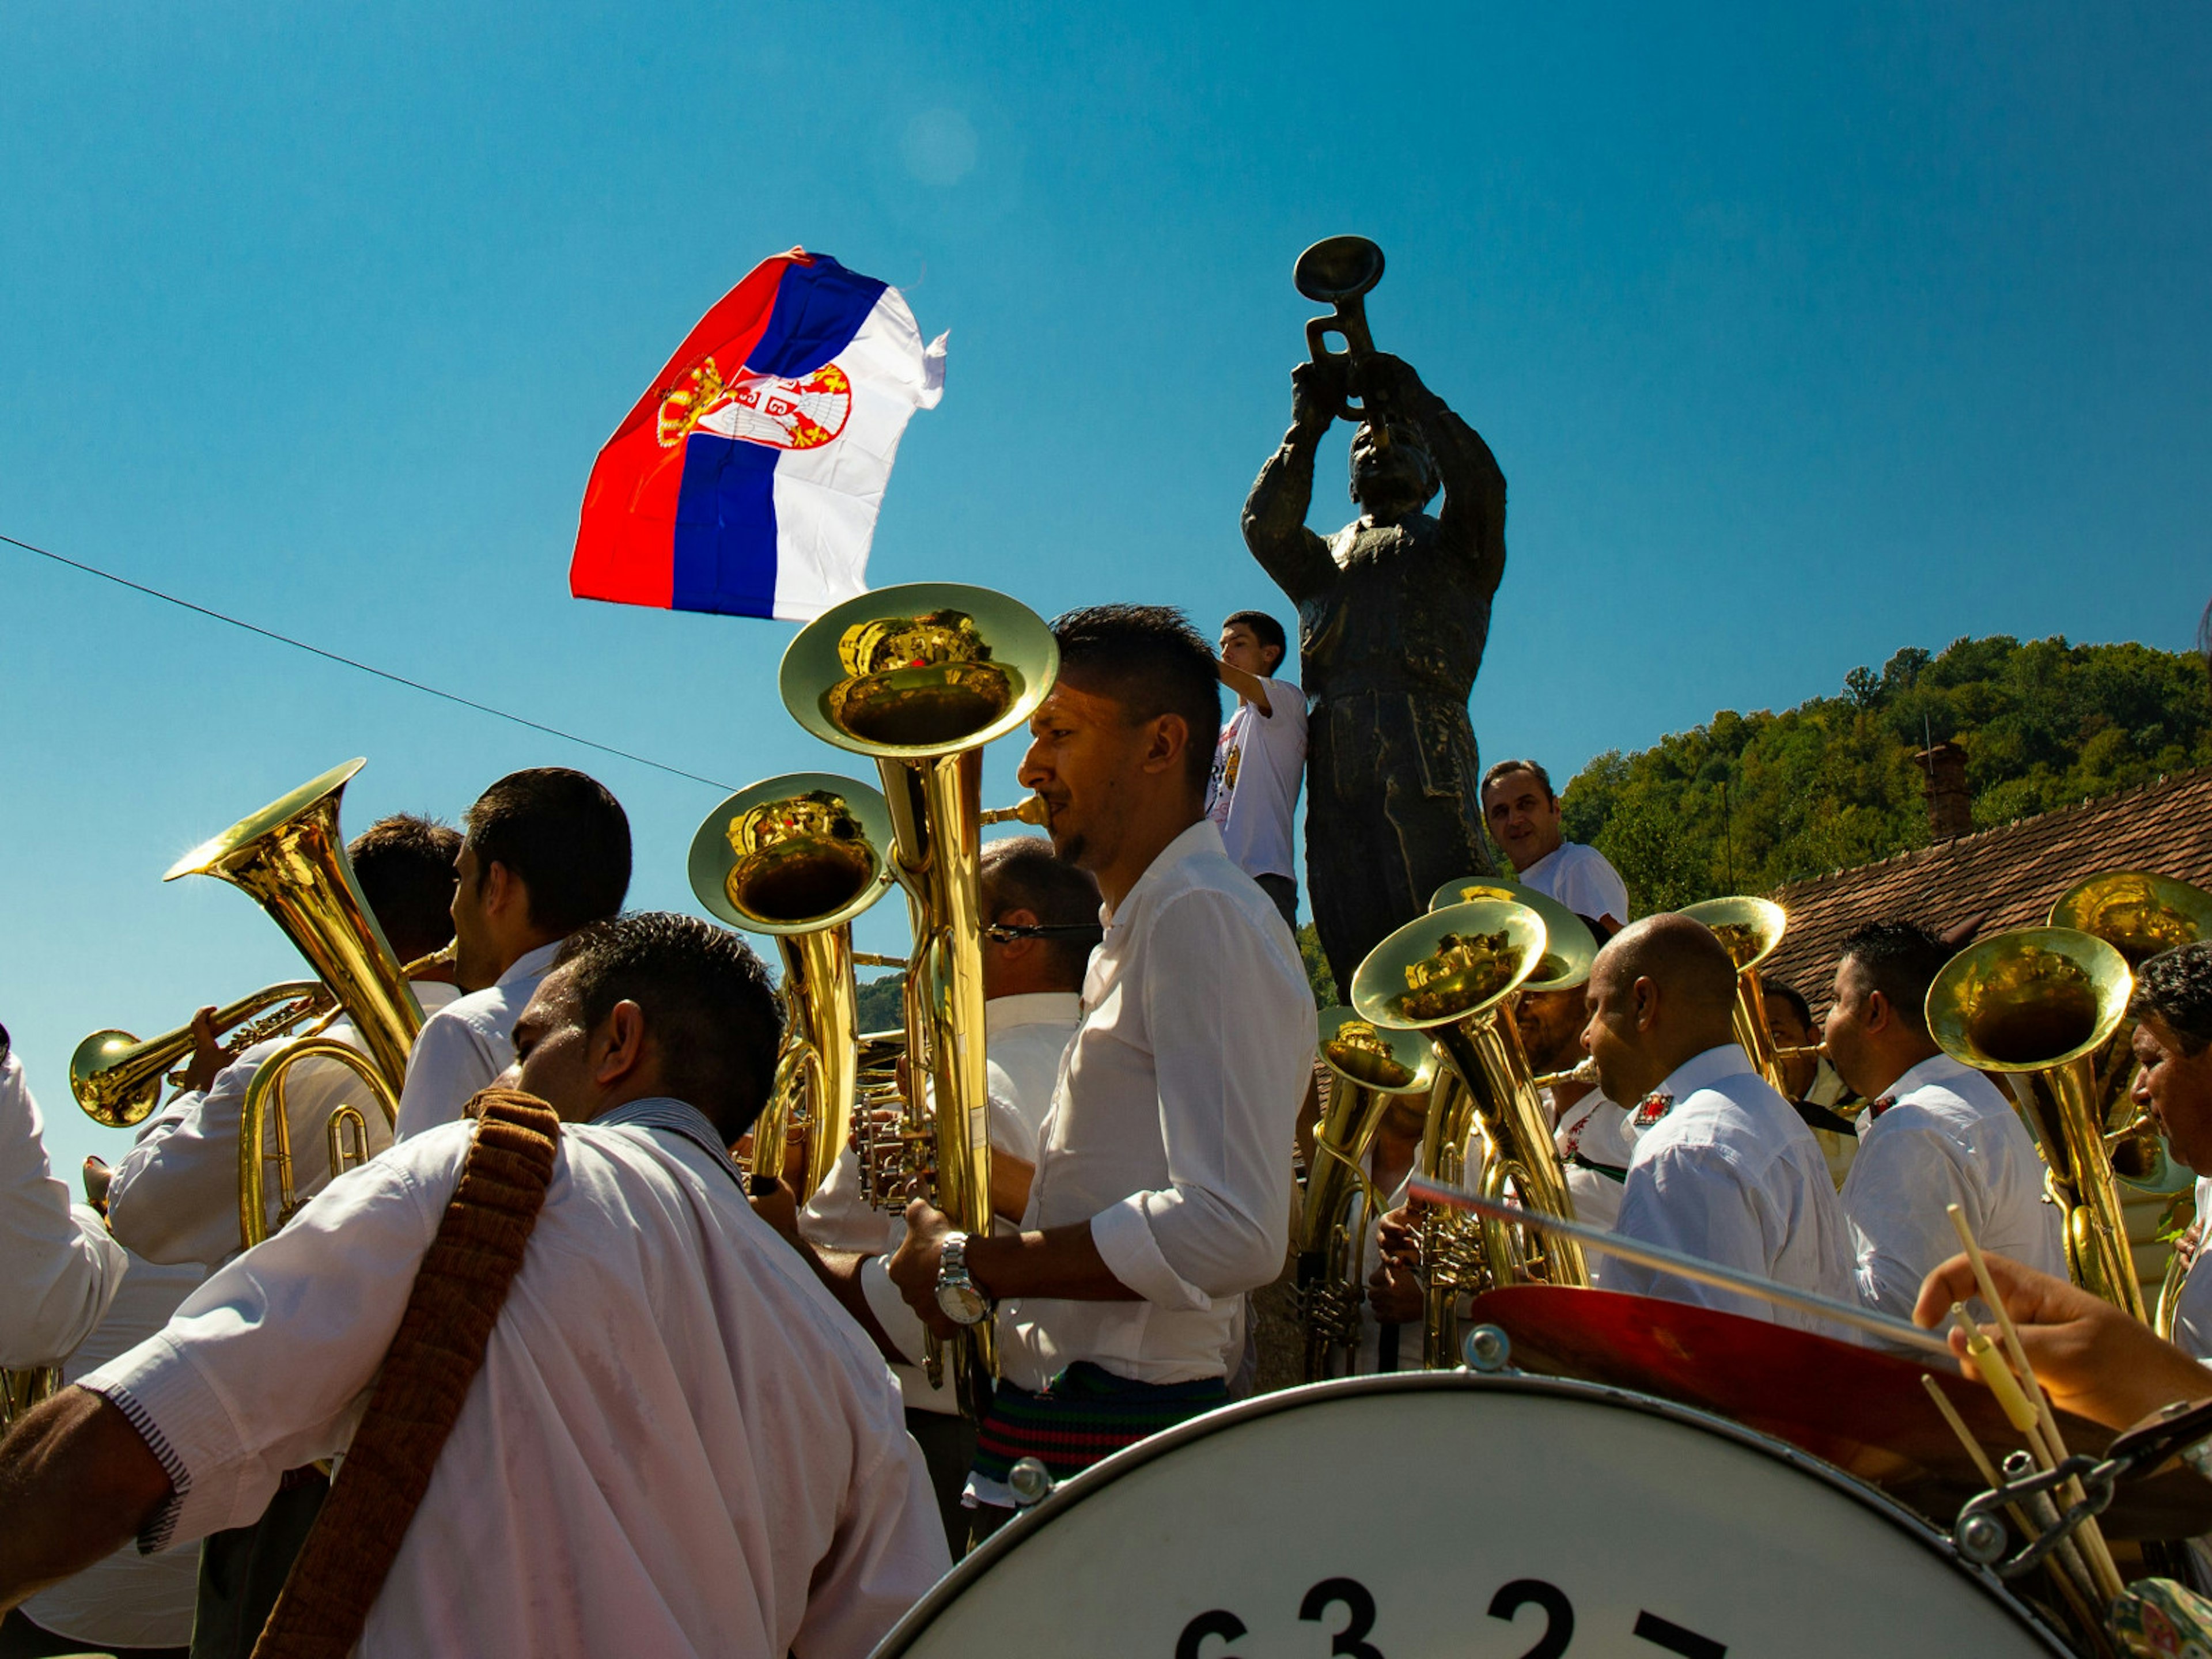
[999,819,1316,1391]
[1840,1052,2065,1320]
[1515,840,1630,926]
[19,1251,203,1650]
[1,1048,126,1367]
[394,940,562,1139]
[1551,1087,1637,1233]
[109,982,461,1268]
[82,1096,947,1658]
[800,992,1082,1414]
[1600,1044,1858,1335]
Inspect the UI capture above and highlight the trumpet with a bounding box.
[1294,235,1385,421]
[687,773,898,1204]
[1297,1010,1437,1381]
[73,981,334,1129]
[781,582,1059,1412]
[1353,897,1592,1369]
[1927,926,2144,1321]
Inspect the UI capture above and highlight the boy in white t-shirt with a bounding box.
[1207,611,1308,932]
[1479,759,1628,933]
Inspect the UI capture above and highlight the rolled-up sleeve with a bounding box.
[1,1055,126,1366]
[1090,891,1308,1309]
[79,1131,460,1550]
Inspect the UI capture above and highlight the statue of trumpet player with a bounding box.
[1242,346,1510,997]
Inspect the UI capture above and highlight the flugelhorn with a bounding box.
[688,772,898,1204]
[1353,898,1590,1369]
[1927,926,2143,1321]
[781,582,1059,1412]
[1297,1009,1437,1382]
[1678,896,1791,1095]
[73,980,334,1129]
[1295,235,1384,421]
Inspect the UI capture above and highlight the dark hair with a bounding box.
[1762,979,1813,1029]
[1050,604,1222,796]
[1222,610,1287,674]
[982,836,1101,985]
[553,912,782,1140]
[1837,919,1952,1037]
[2132,942,2212,1057]
[464,768,631,936]
[350,815,463,963]
[1480,759,1556,801]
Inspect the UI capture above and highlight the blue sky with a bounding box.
[7,2,2209,1176]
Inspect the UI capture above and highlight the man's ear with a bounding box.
[1631,976,1662,1032]
[1862,988,1892,1036]
[1141,712,1190,778]
[593,1001,650,1088]
[481,859,529,925]
[994,906,1040,962]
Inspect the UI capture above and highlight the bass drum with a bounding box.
[874,1373,2069,1657]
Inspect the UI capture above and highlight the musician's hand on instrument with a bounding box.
[1914,1251,2212,1430]
[1291,358,1346,434]
[1368,1255,1425,1324]
[1374,1205,1421,1267]
[1350,350,1421,409]
[887,1197,959,1338]
[175,1007,224,1096]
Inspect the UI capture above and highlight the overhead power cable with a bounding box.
[1,530,737,792]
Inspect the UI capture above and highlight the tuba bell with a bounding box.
[158,760,429,1251]
[1297,1008,1437,1381]
[1678,896,1791,1096]
[1926,926,2143,1321]
[687,773,899,1204]
[1353,898,1591,1369]
[780,582,1060,1411]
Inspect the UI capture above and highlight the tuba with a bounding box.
[781,582,1059,1410]
[160,760,429,1251]
[1926,926,2143,1320]
[1296,1008,1437,1381]
[1678,896,1791,1095]
[1353,898,1593,1369]
[687,773,899,1203]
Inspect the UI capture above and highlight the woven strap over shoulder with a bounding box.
[252,1088,562,1659]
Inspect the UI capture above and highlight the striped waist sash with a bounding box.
[972,1362,1228,1485]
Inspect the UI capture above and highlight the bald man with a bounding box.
[1581,915,1855,1331]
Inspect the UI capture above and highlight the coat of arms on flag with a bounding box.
[570,249,946,622]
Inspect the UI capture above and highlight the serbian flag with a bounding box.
[570,249,946,622]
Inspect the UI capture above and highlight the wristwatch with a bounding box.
[934,1232,993,1327]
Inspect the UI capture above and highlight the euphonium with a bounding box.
[1297,1009,1437,1382]
[1927,926,2143,1321]
[1353,898,1593,1369]
[159,760,428,1251]
[781,582,1059,1410]
[687,773,898,1204]
[1679,896,1790,1094]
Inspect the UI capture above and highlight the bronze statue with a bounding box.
[1243,247,1507,996]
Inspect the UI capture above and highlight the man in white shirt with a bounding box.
[1519,983,1635,1231]
[108,815,466,1269]
[2122,942,2212,1356]
[1207,610,1308,934]
[1581,914,1857,1333]
[0,1025,125,1374]
[0,912,947,1658]
[797,834,1094,1549]
[886,604,1315,1532]
[395,767,631,1140]
[1480,760,1628,934]
[1823,919,2064,1321]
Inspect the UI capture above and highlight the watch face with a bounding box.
[937,1280,990,1326]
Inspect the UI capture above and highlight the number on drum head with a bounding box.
[1298,1577,1385,1658]
[1487,1578,1573,1659]
[1173,1609,1247,1659]
[1633,1610,1725,1657]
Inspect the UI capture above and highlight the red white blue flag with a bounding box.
[570,249,946,622]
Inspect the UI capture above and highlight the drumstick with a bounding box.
[1944,1206,2126,1603]
[1404,1176,1956,1361]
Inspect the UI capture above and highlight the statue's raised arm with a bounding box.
[1240,359,1345,605]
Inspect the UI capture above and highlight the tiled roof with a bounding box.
[1756,767,2212,1009]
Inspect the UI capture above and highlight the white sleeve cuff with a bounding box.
[1090,1198,1217,1313]
[81,1333,257,1554]
[859,1253,930,1369]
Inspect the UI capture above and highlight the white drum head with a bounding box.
[876,1374,2066,1657]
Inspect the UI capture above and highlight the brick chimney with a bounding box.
[1916,741,1972,841]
